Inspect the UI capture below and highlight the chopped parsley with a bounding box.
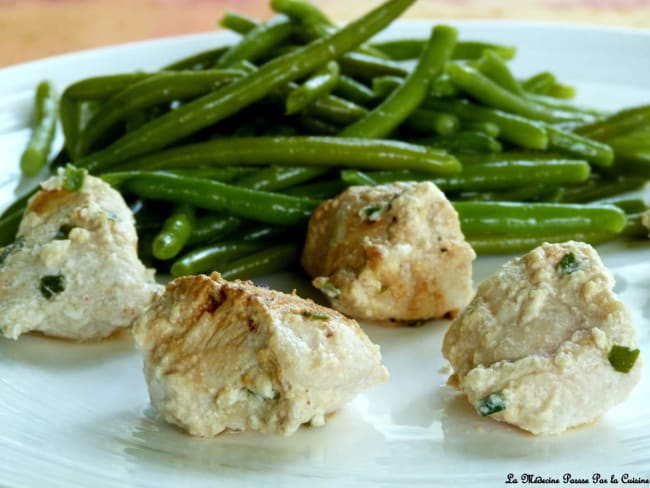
[302,310,329,321]
[477,392,506,416]
[54,224,74,240]
[40,274,65,299]
[557,252,579,275]
[313,277,341,299]
[0,237,25,268]
[608,345,640,373]
[359,202,388,222]
[62,164,86,192]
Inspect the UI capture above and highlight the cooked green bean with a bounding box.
[468,231,618,255]
[77,70,245,156]
[431,73,460,98]
[592,197,647,214]
[340,169,378,186]
[167,167,258,182]
[0,208,22,247]
[120,171,318,225]
[63,73,153,101]
[413,130,502,154]
[162,46,230,71]
[366,158,590,192]
[545,124,614,167]
[234,166,330,191]
[171,240,267,277]
[622,212,648,238]
[423,98,548,150]
[77,0,417,172]
[20,81,58,176]
[338,52,408,81]
[109,136,460,175]
[559,176,647,203]
[332,75,376,106]
[219,243,300,280]
[286,61,340,115]
[219,12,259,34]
[477,49,524,95]
[186,215,245,247]
[341,25,458,138]
[404,109,460,135]
[270,0,333,26]
[152,203,195,260]
[521,71,556,94]
[370,38,516,61]
[454,201,626,235]
[297,114,339,134]
[216,15,294,68]
[446,63,579,123]
[371,75,403,98]
[285,179,346,199]
[575,104,650,141]
[461,120,500,137]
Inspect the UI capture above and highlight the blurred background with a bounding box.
[1,0,649,67]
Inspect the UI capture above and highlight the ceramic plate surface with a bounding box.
[1,20,649,488]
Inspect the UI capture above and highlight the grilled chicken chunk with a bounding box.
[302,181,475,323]
[133,272,389,437]
[0,169,160,340]
[443,241,641,435]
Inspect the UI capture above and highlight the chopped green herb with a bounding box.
[0,237,25,268]
[40,274,65,299]
[359,202,388,222]
[477,392,506,416]
[62,164,86,192]
[608,345,640,373]
[301,310,329,321]
[54,224,74,240]
[557,252,579,275]
[313,277,341,299]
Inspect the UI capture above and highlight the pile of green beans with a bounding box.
[5,0,649,281]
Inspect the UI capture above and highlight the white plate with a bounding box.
[1,20,650,488]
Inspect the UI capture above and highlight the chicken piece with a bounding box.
[0,167,161,340]
[301,181,475,323]
[132,272,389,437]
[442,241,641,435]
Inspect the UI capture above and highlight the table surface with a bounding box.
[1,0,649,68]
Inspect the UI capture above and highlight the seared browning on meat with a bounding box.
[132,272,389,437]
[443,241,641,435]
[0,170,161,340]
[302,181,475,323]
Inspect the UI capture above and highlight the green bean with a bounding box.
[152,203,195,260]
[452,185,558,203]
[527,93,603,117]
[521,71,556,94]
[454,201,626,235]
[291,89,368,126]
[77,70,244,156]
[20,81,58,176]
[338,52,408,81]
[477,49,524,95]
[340,169,378,186]
[371,75,403,99]
[370,39,516,61]
[171,240,267,277]
[234,166,330,191]
[404,109,460,135]
[332,75,376,107]
[109,136,460,175]
[431,73,460,98]
[413,130,502,154]
[286,61,340,115]
[120,171,318,225]
[0,208,23,246]
[63,73,153,101]
[297,114,339,134]
[219,12,259,34]
[366,158,590,192]
[216,15,294,68]
[162,46,230,71]
[186,215,245,247]
[219,243,300,280]
[591,197,647,214]
[545,124,614,167]
[446,63,578,123]
[461,120,500,137]
[558,176,646,203]
[341,25,458,138]
[546,83,576,99]
[166,166,259,182]
[575,104,650,141]
[76,0,417,172]
[60,100,99,160]
[423,98,548,150]
[467,231,618,255]
[270,0,333,26]
[622,212,648,238]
